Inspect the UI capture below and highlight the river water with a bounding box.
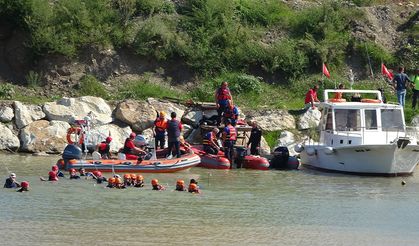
[1,153,419,245]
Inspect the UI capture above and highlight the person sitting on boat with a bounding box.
[97,136,112,159]
[69,168,80,180]
[175,179,186,191]
[222,119,237,166]
[4,173,20,188]
[151,179,165,191]
[134,175,144,188]
[203,128,220,155]
[247,121,262,156]
[17,181,29,193]
[333,83,345,100]
[167,112,183,159]
[121,132,147,160]
[304,84,320,109]
[215,81,233,126]
[107,177,115,188]
[154,111,168,150]
[188,183,200,194]
[223,101,239,126]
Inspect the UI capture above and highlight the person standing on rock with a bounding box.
[153,111,168,150]
[392,67,412,107]
[304,85,320,109]
[247,121,262,156]
[411,69,419,109]
[167,112,183,158]
[215,81,233,126]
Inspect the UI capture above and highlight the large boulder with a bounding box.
[14,101,46,129]
[412,116,419,127]
[20,120,70,153]
[43,96,112,125]
[146,98,186,120]
[244,109,295,131]
[0,106,14,122]
[115,100,156,132]
[298,108,321,130]
[88,124,132,153]
[0,123,20,150]
[275,131,297,156]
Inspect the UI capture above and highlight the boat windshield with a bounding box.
[381,109,404,131]
[335,109,361,131]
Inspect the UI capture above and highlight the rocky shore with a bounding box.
[0,96,330,157]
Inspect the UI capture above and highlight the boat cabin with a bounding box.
[319,90,406,146]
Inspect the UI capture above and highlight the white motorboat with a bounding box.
[295,89,419,176]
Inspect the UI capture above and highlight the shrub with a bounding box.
[236,0,292,26]
[79,75,109,99]
[263,130,281,149]
[135,0,175,16]
[117,80,182,100]
[133,15,188,60]
[25,70,42,88]
[355,41,396,69]
[0,83,15,99]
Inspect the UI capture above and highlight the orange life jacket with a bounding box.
[223,125,237,141]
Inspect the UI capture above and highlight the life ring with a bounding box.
[66,127,84,145]
[328,98,346,103]
[361,99,381,103]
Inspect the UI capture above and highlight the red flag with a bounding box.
[322,63,330,78]
[381,63,393,80]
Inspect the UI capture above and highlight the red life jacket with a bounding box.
[217,87,231,101]
[224,106,238,119]
[224,125,237,141]
[203,132,216,146]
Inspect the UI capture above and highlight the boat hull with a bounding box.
[300,144,419,176]
[57,153,201,173]
[191,145,269,170]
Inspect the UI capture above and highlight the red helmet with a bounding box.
[130,132,136,139]
[136,175,144,181]
[106,136,112,143]
[69,168,76,173]
[52,165,59,171]
[96,171,102,177]
[21,181,29,188]
[189,183,198,191]
[151,179,158,185]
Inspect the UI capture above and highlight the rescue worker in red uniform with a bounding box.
[167,112,183,158]
[215,81,233,126]
[153,111,168,150]
[121,132,146,160]
[222,119,237,168]
[203,128,220,155]
[97,136,112,159]
[223,101,239,126]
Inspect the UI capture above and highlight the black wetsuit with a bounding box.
[4,178,20,188]
[247,127,262,155]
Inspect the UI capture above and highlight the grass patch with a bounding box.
[263,130,281,149]
[79,75,110,99]
[117,80,183,100]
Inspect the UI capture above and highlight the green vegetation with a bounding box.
[263,130,281,149]
[79,75,110,99]
[116,80,183,100]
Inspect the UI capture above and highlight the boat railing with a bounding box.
[323,89,382,102]
[312,126,418,145]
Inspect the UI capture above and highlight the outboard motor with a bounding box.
[234,146,247,168]
[270,146,290,169]
[63,144,82,160]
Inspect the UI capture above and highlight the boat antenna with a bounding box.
[365,42,374,78]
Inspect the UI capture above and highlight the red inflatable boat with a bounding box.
[191,145,270,170]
